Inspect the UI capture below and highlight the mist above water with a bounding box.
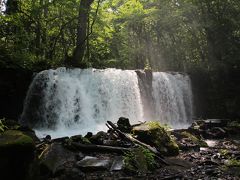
[21,68,193,138]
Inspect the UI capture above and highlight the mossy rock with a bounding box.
[0,130,35,180]
[123,146,155,175]
[181,131,208,147]
[132,121,179,156]
[0,130,35,151]
[70,135,91,144]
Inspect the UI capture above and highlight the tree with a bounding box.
[72,0,94,67]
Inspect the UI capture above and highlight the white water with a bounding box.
[21,68,193,138]
[152,72,193,128]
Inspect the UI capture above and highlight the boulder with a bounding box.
[89,131,108,145]
[132,121,179,156]
[117,117,132,133]
[76,156,111,171]
[0,130,35,180]
[70,135,91,144]
[110,156,124,171]
[39,142,76,176]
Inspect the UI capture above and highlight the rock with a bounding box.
[180,131,208,148]
[178,138,200,151]
[76,152,85,161]
[123,147,149,175]
[110,156,124,171]
[52,136,69,143]
[89,131,108,145]
[45,135,51,141]
[0,130,35,180]
[57,168,85,180]
[117,117,132,133]
[70,135,91,144]
[0,130,35,151]
[40,142,76,176]
[84,132,93,138]
[204,127,228,139]
[17,125,40,142]
[76,156,111,171]
[132,121,179,156]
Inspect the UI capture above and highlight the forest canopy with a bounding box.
[0,0,239,73]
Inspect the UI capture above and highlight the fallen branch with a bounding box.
[106,121,169,165]
[71,142,130,154]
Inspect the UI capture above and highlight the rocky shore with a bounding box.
[0,118,240,180]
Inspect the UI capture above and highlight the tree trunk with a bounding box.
[72,0,94,67]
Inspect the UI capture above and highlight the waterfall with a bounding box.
[20,68,193,138]
[152,72,193,128]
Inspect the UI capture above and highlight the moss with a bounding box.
[0,118,8,133]
[181,131,208,147]
[220,149,229,156]
[132,121,179,156]
[225,158,240,167]
[123,146,156,174]
[228,120,240,127]
[0,130,35,151]
[70,135,91,144]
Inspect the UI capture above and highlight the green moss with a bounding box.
[123,146,156,174]
[220,149,229,156]
[226,158,240,167]
[132,121,179,156]
[181,131,208,147]
[228,121,240,128]
[70,135,91,144]
[0,118,8,133]
[0,130,35,150]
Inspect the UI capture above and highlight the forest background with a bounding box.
[0,0,239,119]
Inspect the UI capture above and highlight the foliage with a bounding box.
[147,121,171,131]
[1,0,239,70]
[0,118,8,133]
[0,0,240,117]
[123,146,156,174]
[132,121,179,156]
[225,158,240,167]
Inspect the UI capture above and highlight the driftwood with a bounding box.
[71,142,130,154]
[106,121,169,165]
[131,121,146,128]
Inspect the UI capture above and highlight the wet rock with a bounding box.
[110,156,124,171]
[132,121,179,156]
[103,139,119,146]
[40,142,76,176]
[70,135,91,144]
[179,131,208,149]
[204,127,228,139]
[178,138,200,151]
[84,132,93,138]
[57,168,85,180]
[76,156,111,171]
[117,117,132,133]
[89,131,108,145]
[123,147,149,175]
[76,152,84,161]
[52,136,69,143]
[45,135,51,141]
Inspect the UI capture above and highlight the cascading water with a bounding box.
[20,68,193,138]
[152,72,193,128]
